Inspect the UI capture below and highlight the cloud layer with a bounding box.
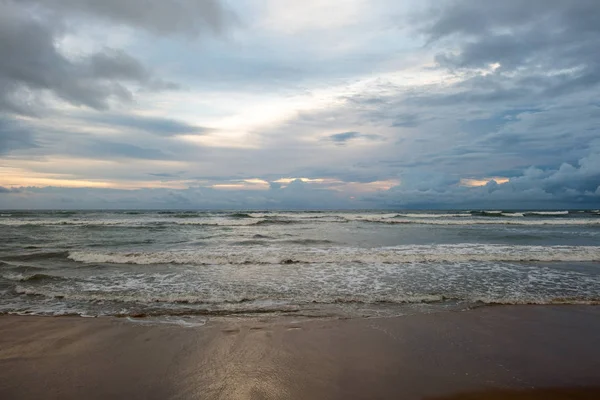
[1,0,599,209]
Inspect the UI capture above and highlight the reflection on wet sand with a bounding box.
[2,306,600,399]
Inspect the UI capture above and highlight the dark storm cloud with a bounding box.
[23,0,235,37]
[424,0,600,92]
[0,2,177,114]
[0,0,235,115]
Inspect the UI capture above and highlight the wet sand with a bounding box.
[1,306,600,400]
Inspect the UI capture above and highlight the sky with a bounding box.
[1,0,599,209]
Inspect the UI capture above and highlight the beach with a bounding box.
[1,305,600,399]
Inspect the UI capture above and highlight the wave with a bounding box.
[2,210,599,228]
[11,283,600,313]
[252,219,301,226]
[363,218,600,226]
[0,263,46,271]
[470,211,504,217]
[232,240,269,246]
[170,213,204,218]
[0,218,265,227]
[527,211,569,216]
[11,287,453,306]
[282,239,335,245]
[230,212,254,218]
[231,239,333,246]
[252,234,274,239]
[0,251,69,262]
[394,213,471,218]
[1,272,66,283]
[67,244,600,265]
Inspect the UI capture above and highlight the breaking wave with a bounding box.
[11,284,600,313]
[362,218,600,225]
[67,244,600,265]
[527,211,569,216]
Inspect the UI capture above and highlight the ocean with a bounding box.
[1,210,599,321]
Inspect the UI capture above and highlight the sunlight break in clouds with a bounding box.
[460,177,510,187]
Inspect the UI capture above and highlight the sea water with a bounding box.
[1,210,599,318]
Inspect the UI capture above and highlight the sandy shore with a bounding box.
[1,306,600,399]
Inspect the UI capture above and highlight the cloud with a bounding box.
[371,148,600,209]
[422,0,600,97]
[0,186,14,194]
[0,118,38,155]
[1,1,599,210]
[86,114,209,137]
[0,2,179,114]
[2,147,598,209]
[327,131,383,144]
[391,113,420,128]
[148,173,182,178]
[23,0,236,37]
[88,141,170,160]
[0,181,356,210]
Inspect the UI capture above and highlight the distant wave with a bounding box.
[501,212,524,217]
[394,213,471,218]
[0,218,265,227]
[67,244,600,265]
[252,219,302,226]
[1,210,598,228]
[527,211,569,216]
[362,218,600,226]
[229,212,254,218]
[170,213,205,218]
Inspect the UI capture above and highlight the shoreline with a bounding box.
[2,305,600,399]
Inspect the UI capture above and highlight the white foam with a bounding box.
[1,211,599,227]
[364,218,600,225]
[0,217,265,227]
[67,244,600,265]
[501,212,525,217]
[395,213,471,218]
[125,317,207,327]
[527,211,569,215]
